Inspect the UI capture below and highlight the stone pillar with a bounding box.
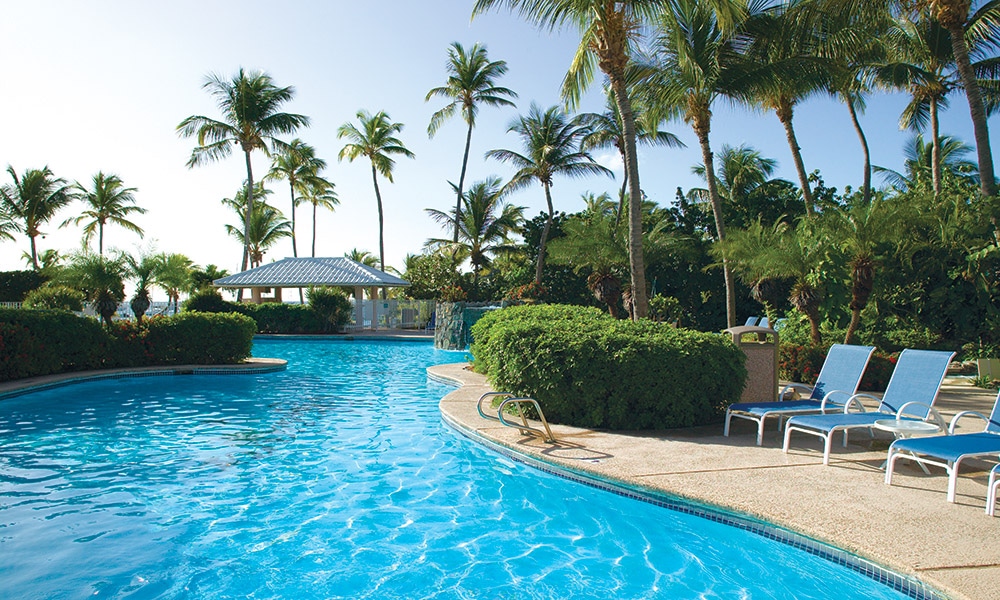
[354,286,364,331]
[434,302,466,350]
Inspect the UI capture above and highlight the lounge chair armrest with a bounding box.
[835,393,878,412]
[896,401,947,430]
[948,410,989,434]
[819,389,852,406]
[779,383,813,401]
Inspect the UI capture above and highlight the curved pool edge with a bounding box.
[0,358,287,401]
[430,363,964,600]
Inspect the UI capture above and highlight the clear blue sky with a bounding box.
[1,0,995,288]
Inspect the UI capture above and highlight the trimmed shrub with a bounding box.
[23,285,86,311]
[144,312,256,364]
[307,286,352,332]
[0,308,108,372]
[245,303,325,334]
[182,289,244,314]
[471,305,746,430]
[0,322,51,380]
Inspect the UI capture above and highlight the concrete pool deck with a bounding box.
[431,363,1000,600]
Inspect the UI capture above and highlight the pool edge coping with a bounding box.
[429,366,951,600]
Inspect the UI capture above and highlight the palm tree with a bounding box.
[548,209,630,317]
[301,177,339,257]
[337,110,415,279]
[918,0,997,199]
[426,177,525,290]
[874,133,978,190]
[472,0,675,319]
[345,248,380,302]
[189,264,230,292]
[154,253,194,315]
[225,201,291,269]
[577,85,684,221]
[426,41,518,243]
[0,165,74,270]
[741,1,830,215]
[124,251,159,323]
[177,68,309,282]
[264,139,327,260]
[821,198,908,344]
[642,0,765,328]
[689,144,794,228]
[61,251,127,327]
[485,104,612,286]
[64,172,145,255]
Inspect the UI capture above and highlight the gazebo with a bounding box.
[213,257,410,330]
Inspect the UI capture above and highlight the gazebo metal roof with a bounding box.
[213,257,410,288]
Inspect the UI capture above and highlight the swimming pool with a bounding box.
[0,339,929,598]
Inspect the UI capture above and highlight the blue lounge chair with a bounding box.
[782,349,955,465]
[744,316,760,326]
[724,344,875,445]
[759,317,769,328]
[885,389,1000,504]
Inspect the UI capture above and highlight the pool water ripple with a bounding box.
[0,339,923,599]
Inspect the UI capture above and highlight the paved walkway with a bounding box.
[431,363,1000,600]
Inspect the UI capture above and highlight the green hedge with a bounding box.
[0,309,256,382]
[470,305,746,430]
[0,270,48,302]
[182,289,351,334]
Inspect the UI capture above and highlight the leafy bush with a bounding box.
[307,286,352,332]
[182,289,244,314]
[0,270,48,302]
[470,305,746,429]
[143,312,256,364]
[0,309,256,382]
[22,285,86,311]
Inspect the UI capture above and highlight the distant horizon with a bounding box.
[1,1,996,301]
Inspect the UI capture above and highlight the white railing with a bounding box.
[0,302,23,309]
[347,299,436,331]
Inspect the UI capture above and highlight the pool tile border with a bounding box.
[441,410,947,600]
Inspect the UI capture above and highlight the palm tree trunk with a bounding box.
[776,99,813,216]
[535,184,555,285]
[930,96,941,196]
[845,94,872,204]
[946,21,997,198]
[609,74,648,319]
[616,155,628,226]
[371,164,386,300]
[289,181,303,303]
[29,234,38,270]
[694,115,736,328]
[98,222,104,256]
[455,120,474,243]
[312,202,318,258]
[239,150,255,302]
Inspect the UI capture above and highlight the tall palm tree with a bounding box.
[577,84,684,221]
[642,0,764,328]
[154,253,194,315]
[189,264,230,292]
[486,104,612,286]
[426,177,525,290]
[177,68,309,282]
[225,201,291,269]
[0,165,74,270]
[61,251,127,327]
[345,248,380,302]
[264,139,327,260]
[472,0,677,319]
[337,110,415,278]
[301,177,339,257]
[689,144,793,228]
[426,41,518,243]
[920,0,997,199]
[741,0,830,215]
[65,172,145,255]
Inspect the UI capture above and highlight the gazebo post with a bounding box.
[354,286,364,331]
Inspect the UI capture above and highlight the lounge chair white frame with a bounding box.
[885,405,1000,503]
[988,464,999,516]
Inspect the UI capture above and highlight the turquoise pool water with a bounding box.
[0,339,922,599]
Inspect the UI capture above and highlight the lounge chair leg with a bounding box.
[823,433,833,466]
[988,468,999,516]
[782,426,793,453]
[756,419,765,446]
[947,459,962,503]
[842,430,849,448]
[884,451,897,484]
[724,411,731,437]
